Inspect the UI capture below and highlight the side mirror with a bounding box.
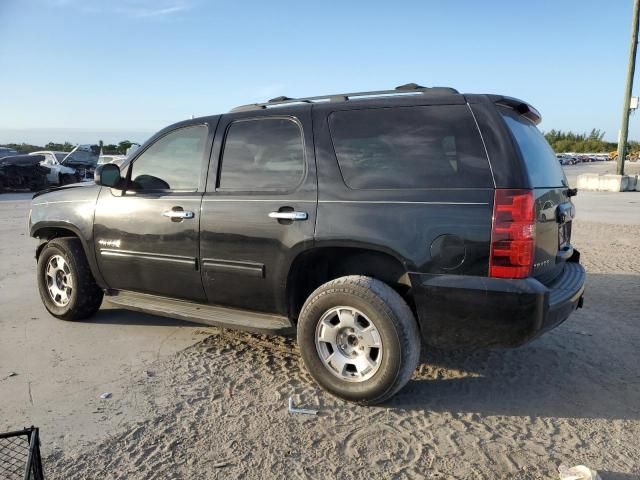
[95,163,122,188]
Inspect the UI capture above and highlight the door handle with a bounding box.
[162,209,195,219]
[268,211,308,221]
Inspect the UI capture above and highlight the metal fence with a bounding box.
[0,427,44,480]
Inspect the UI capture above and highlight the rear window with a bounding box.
[328,105,492,189]
[501,109,566,188]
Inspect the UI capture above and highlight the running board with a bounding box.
[105,290,294,335]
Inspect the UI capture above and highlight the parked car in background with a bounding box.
[62,144,100,181]
[29,151,78,185]
[29,145,100,185]
[0,154,50,191]
[0,147,18,158]
[557,155,577,165]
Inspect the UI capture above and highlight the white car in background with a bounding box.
[30,144,99,185]
[29,151,77,185]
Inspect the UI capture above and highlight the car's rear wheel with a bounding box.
[297,275,420,404]
[37,238,103,320]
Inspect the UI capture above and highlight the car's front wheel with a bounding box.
[37,238,103,320]
[297,275,420,405]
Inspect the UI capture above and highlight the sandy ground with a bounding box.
[1,164,639,479]
[0,193,217,450]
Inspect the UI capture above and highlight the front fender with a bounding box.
[31,219,107,290]
[29,185,106,288]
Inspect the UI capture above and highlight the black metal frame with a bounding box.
[0,427,44,480]
[230,83,460,112]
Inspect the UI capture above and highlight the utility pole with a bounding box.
[617,0,640,176]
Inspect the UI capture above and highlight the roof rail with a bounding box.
[230,83,459,112]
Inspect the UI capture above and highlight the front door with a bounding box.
[200,109,317,315]
[94,123,214,301]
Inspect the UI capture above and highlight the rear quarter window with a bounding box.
[500,109,567,188]
[328,105,493,189]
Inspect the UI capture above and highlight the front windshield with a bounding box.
[54,153,67,162]
[63,144,100,166]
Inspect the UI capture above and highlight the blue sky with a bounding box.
[0,0,638,145]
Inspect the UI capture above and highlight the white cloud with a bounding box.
[47,0,194,19]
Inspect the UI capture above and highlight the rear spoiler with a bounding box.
[488,95,542,125]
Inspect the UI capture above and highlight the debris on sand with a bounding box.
[287,397,318,416]
[558,464,601,480]
[99,392,112,400]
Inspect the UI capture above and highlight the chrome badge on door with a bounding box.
[98,239,121,248]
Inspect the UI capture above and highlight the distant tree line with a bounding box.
[0,140,137,155]
[3,131,639,157]
[543,128,639,154]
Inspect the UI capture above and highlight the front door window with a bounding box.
[130,125,208,191]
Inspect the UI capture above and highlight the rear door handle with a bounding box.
[268,211,308,221]
[162,209,195,219]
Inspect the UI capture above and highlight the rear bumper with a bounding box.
[409,257,585,348]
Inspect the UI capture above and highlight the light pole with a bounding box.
[617,0,640,176]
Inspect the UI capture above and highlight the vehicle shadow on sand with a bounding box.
[90,307,203,328]
[391,272,640,421]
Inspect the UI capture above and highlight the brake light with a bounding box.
[489,189,535,278]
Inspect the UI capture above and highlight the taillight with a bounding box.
[489,189,535,279]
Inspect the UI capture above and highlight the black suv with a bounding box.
[29,84,585,404]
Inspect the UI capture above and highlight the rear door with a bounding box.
[199,107,317,315]
[500,109,574,284]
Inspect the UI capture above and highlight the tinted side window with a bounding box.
[500,109,567,188]
[219,118,304,190]
[131,125,207,191]
[328,105,492,189]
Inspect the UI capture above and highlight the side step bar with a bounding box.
[105,290,294,335]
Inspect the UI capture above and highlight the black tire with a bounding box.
[37,238,103,321]
[297,275,420,405]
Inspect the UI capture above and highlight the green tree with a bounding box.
[117,140,133,154]
[543,129,613,153]
[103,144,119,154]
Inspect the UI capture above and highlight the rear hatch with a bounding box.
[500,109,575,284]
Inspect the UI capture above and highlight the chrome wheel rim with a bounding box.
[45,255,73,307]
[314,306,383,382]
